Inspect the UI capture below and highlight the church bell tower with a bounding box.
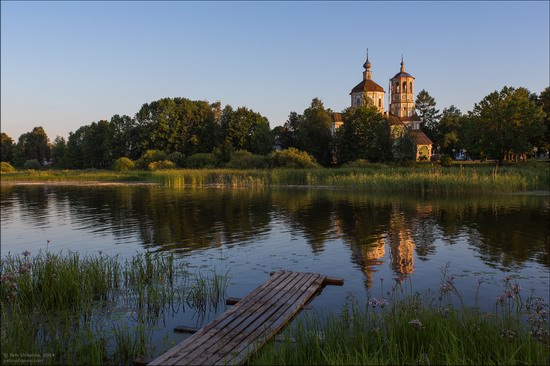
[389,57,415,118]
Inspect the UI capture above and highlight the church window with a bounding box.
[396,83,400,93]
[403,81,407,92]
[378,98,382,107]
[410,82,413,93]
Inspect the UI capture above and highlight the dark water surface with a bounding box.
[1,184,549,352]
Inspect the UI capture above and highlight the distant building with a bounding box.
[331,51,432,161]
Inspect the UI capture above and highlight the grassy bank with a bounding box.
[1,161,549,193]
[0,251,228,365]
[250,270,549,365]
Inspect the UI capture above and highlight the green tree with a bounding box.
[110,114,140,160]
[1,132,15,163]
[534,87,550,155]
[469,86,545,164]
[437,105,462,156]
[295,98,333,166]
[50,136,68,168]
[336,106,392,164]
[14,127,51,166]
[415,90,441,143]
[135,98,220,157]
[221,106,273,156]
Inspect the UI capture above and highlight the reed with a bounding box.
[250,268,549,365]
[1,162,548,193]
[0,250,229,365]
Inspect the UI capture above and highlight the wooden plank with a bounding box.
[150,270,334,366]
[198,273,320,365]
[173,326,197,334]
[227,296,312,310]
[172,272,310,365]
[215,274,326,365]
[148,270,288,365]
[270,271,343,286]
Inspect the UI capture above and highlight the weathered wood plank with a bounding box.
[148,270,288,365]
[173,272,309,365]
[214,275,326,365]
[196,273,320,365]
[150,270,340,366]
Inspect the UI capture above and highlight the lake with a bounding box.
[1,184,549,355]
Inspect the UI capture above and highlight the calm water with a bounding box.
[1,184,549,352]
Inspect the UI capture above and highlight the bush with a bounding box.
[167,152,185,167]
[136,150,167,170]
[112,157,135,171]
[24,159,41,170]
[226,150,270,169]
[185,153,218,169]
[440,154,453,167]
[148,160,176,170]
[0,162,15,173]
[341,159,372,168]
[271,148,319,169]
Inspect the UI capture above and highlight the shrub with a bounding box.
[185,153,218,169]
[167,152,185,167]
[112,157,135,171]
[341,159,372,168]
[24,159,41,170]
[271,148,319,169]
[136,150,167,170]
[148,160,176,170]
[226,150,270,169]
[0,162,15,173]
[440,154,453,167]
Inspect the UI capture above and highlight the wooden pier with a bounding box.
[148,270,343,365]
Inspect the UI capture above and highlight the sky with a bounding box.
[1,1,549,140]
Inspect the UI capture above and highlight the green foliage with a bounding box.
[0,161,15,173]
[167,152,186,167]
[135,98,220,156]
[225,150,270,169]
[221,106,273,156]
[24,159,41,170]
[416,89,442,142]
[135,149,167,170]
[468,86,546,164]
[440,154,453,167]
[148,160,176,171]
[271,148,319,168]
[336,106,393,165]
[50,135,68,169]
[185,153,218,168]
[1,132,15,163]
[14,127,50,166]
[295,98,333,166]
[65,121,113,169]
[436,105,462,155]
[112,157,135,171]
[341,159,373,168]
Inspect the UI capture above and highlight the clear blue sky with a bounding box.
[2,1,549,140]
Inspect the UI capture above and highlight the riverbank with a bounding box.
[1,162,549,193]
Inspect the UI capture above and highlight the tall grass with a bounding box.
[0,250,229,365]
[2,161,549,193]
[250,267,549,365]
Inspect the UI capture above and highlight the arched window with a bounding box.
[356,97,361,106]
[378,98,382,107]
[410,82,413,93]
[403,81,407,92]
[396,82,400,93]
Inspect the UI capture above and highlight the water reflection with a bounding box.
[2,185,548,287]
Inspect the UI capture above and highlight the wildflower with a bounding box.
[511,283,522,295]
[22,250,31,257]
[367,298,388,309]
[500,329,517,341]
[409,319,423,331]
[393,275,405,285]
[496,295,506,304]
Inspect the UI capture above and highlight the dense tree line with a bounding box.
[1,86,548,170]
